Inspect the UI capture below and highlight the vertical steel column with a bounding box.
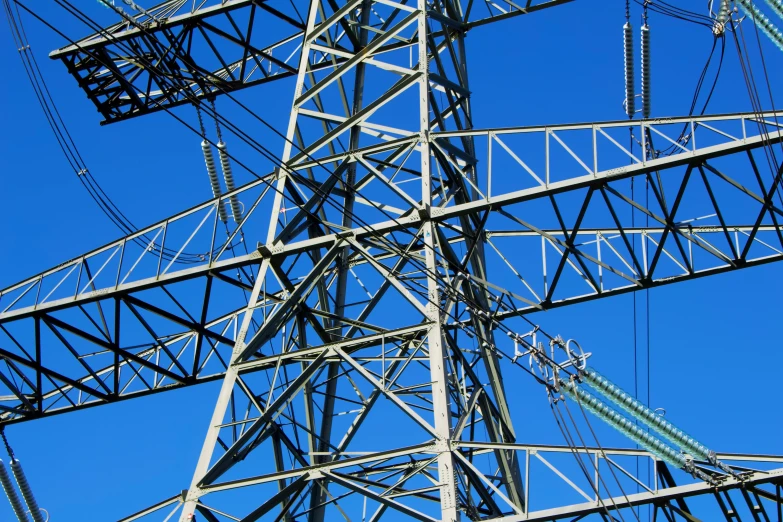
[418,3,460,519]
[308,1,370,518]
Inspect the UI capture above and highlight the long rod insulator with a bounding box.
[764,0,783,21]
[582,367,739,476]
[0,460,29,522]
[640,24,651,119]
[624,22,636,118]
[582,368,710,459]
[560,380,689,470]
[217,141,243,224]
[202,140,228,223]
[717,0,731,24]
[10,460,44,522]
[737,0,783,51]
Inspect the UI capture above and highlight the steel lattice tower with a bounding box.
[2,0,783,520]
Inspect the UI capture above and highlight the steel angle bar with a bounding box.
[0,115,780,432]
[117,494,182,522]
[2,111,775,323]
[202,442,436,492]
[504,468,783,522]
[236,323,432,373]
[345,238,429,316]
[332,346,438,437]
[235,241,344,362]
[49,0,308,123]
[296,11,421,107]
[197,348,332,487]
[322,471,439,522]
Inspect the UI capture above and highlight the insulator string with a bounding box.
[624,21,636,118]
[641,18,652,119]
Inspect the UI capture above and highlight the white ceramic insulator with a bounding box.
[717,0,731,24]
[10,460,43,522]
[624,22,636,118]
[217,141,243,224]
[641,24,651,119]
[202,140,228,223]
[0,459,29,522]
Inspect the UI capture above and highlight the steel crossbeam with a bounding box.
[2,0,783,517]
[49,0,572,124]
[0,114,781,439]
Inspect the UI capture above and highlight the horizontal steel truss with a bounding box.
[12,0,783,513]
[119,443,783,521]
[1,112,782,425]
[47,0,573,123]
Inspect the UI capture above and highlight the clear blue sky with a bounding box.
[0,1,782,520]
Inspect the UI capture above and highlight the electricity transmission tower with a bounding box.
[2,0,783,520]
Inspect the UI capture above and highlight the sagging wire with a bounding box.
[27,0,780,410]
[29,0,492,312]
[6,0,493,399]
[46,0,512,334]
[524,336,742,486]
[12,1,776,508]
[30,0,776,332]
[13,9,748,512]
[1,0,221,265]
[468,295,735,515]
[14,0,455,359]
[47,0,534,360]
[459,280,743,495]
[27,0,780,492]
[633,0,714,28]
[562,393,643,521]
[7,0,355,285]
[41,3,783,516]
[654,34,726,158]
[731,3,783,208]
[548,396,631,522]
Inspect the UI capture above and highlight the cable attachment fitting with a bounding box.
[507,326,538,363]
[706,450,743,479]
[549,337,591,372]
[0,430,13,459]
[528,342,552,384]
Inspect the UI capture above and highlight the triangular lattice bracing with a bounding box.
[2,0,783,520]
